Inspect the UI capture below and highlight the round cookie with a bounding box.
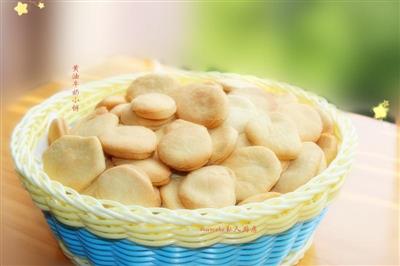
[175,82,228,128]
[81,181,99,197]
[155,127,166,145]
[154,187,161,206]
[236,133,252,148]
[222,146,281,202]
[217,77,259,93]
[77,142,112,197]
[132,93,177,120]
[316,107,334,133]
[238,192,281,205]
[121,104,175,130]
[99,125,156,159]
[273,142,325,193]
[208,125,238,164]
[70,112,118,137]
[273,92,298,106]
[111,157,171,186]
[317,154,327,174]
[178,166,236,209]
[280,160,290,172]
[96,95,127,110]
[110,103,130,118]
[160,175,185,209]
[120,103,146,125]
[95,165,160,206]
[278,103,323,142]
[93,106,109,115]
[245,112,302,160]
[223,95,259,133]
[157,124,212,171]
[317,133,338,164]
[230,86,278,113]
[105,157,114,169]
[163,119,198,134]
[42,135,105,191]
[48,117,69,145]
[126,73,178,101]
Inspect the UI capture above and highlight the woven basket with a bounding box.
[11,70,357,266]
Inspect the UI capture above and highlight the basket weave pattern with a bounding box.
[45,210,326,266]
[11,70,357,249]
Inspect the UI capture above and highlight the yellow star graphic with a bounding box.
[14,1,28,16]
[38,2,45,9]
[372,100,389,120]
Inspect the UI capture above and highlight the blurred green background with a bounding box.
[187,2,399,121]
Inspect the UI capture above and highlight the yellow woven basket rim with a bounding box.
[11,69,357,227]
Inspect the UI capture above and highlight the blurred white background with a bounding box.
[2,1,190,100]
[2,1,398,119]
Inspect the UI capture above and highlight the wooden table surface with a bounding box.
[1,59,399,266]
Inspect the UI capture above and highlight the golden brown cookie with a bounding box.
[110,103,130,118]
[175,82,228,128]
[278,103,323,142]
[70,112,119,137]
[42,135,105,191]
[160,175,185,209]
[154,187,162,206]
[317,133,338,164]
[273,142,325,193]
[158,123,212,171]
[96,95,127,110]
[217,77,259,93]
[273,92,298,106]
[280,160,290,172]
[236,133,252,148]
[208,125,238,164]
[245,112,302,160]
[230,87,278,113]
[178,166,236,209]
[238,192,281,205]
[126,73,178,101]
[99,125,156,159]
[105,157,114,169]
[317,154,327,174]
[121,104,175,130]
[155,127,166,145]
[93,106,109,115]
[81,180,99,197]
[131,93,177,120]
[111,157,171,186]
[95,165,160,206]
[316,107,334,133]
[48,117,69,145]
[222,146,281,202]
[163,119,199,135]
[223,95,259,133]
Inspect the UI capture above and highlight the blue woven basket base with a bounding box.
[44,209,326,266]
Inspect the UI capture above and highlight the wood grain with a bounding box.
[1,59,398,265]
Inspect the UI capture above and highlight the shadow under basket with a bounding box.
[11,70,357,266]
[44,210,326,266]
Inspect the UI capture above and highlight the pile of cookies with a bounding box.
[42,73,338,209]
